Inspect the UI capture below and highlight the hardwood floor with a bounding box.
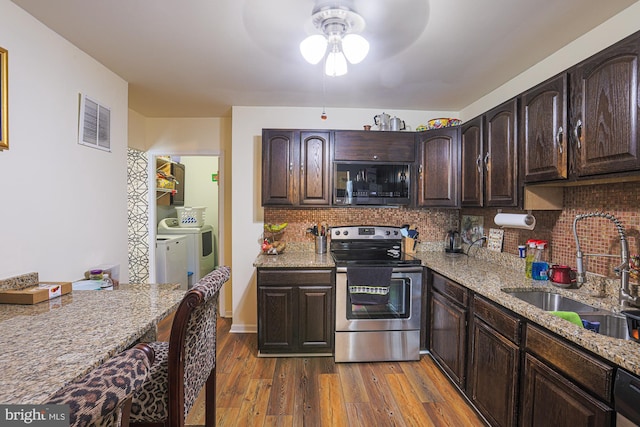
[160,315,485,427]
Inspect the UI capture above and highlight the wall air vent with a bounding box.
[78,94,111,152]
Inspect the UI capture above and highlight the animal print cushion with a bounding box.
[47,345,152,427]
[129,341,170,422]
[130,266,230,423]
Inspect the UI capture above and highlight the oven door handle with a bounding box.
[336,266,423,274]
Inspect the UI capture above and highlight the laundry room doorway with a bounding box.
[151,153,228,317]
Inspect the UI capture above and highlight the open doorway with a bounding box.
[149,153,228,316]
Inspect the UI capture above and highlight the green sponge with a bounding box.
[549,311,584,328]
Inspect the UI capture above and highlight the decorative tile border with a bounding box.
[127,148,150,284]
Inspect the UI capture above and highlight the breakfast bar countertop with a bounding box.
[0,283,185,404]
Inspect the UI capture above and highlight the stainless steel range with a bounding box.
[331,226,423,362]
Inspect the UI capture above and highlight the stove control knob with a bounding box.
[385,230,391,235]
[393,230,399,236]
[343,230,349,236]
[334,230,341,236]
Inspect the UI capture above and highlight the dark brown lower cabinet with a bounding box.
[429,272,468,388]
[257,268,334,354]
[521,354,613,427]
[467,297,521,427]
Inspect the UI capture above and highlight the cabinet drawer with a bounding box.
[525,325,614,402]
[473,295,521,344]
[334,130,415,162]
[431,272,468,307]
[257,269,334,286]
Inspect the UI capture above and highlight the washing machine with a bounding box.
[157,218,216,287]
[156,234,188,289]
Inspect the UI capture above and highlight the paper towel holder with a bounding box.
[493,210,536,230]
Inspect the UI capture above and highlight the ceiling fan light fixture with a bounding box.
[300,34,328,65]
[341,34,369,64]
[300,2,368,76]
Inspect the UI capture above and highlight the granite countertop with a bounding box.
[0,284,185,404]
[253,246,640,376]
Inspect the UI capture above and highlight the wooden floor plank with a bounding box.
[336,363,369,403]
[319,373,349,427]
[215,407,240,427]
[236,379,272,426]
[400,359,445,403]
[386,373,435,427]
[357,363,408,426]
[266,357,299,417]
[345,402,382,427]
[263,415,294,427]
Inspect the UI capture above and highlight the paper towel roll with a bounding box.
[493,213,536,230]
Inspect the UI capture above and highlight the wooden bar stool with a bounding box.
[47,343,154,427]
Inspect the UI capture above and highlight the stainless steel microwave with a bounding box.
[333,162,411,206]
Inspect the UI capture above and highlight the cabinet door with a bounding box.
[570,33,640,177]
[334,130,415,162]
[521,353,613,427]
[416,128,460,208]
[521,74,568,182]
[430,291,467,387]
[299,131,331,206]
[298,285,334,352]
[257,286,295,352]
[262,130,298,206]
[460,116,484,207]
[485,99,519,207]
[468,318,519,427]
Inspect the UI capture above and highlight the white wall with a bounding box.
[461,2,640,120]
[229,106,457,332]
[0,0,129,282]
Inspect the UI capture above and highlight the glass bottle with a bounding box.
[101,273,114,288]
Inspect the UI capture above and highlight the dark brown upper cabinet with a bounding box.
[334,130,415,162]
[461,116,484,207]
[570,31,640,178]
[262,129,331,206]
[415,127,460,208]
[484,98,519,207]
[520,74,569,183]
[461,100,519,208]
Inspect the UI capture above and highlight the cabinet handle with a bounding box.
[373,155,378,160]
[476,154,482,173]
[574,119,583,149]
[556,126,564,154]
[300,161,304,173]
[289,162,293,174]
[483,152,490,170]
[419,164,423,175]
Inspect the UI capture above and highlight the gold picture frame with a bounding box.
[0,47,7,150]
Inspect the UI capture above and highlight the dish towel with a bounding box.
[347,266,393,305]
[549,311,584,328]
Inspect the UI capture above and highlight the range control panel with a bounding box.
[331,226,403,240]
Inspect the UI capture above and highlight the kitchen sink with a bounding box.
[579,312,630,340]
[503,290,599,313]
[503,290,633,341]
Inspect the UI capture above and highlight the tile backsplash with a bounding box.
[265,181,640,280]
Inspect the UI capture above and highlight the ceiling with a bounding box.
[11,0,638,118]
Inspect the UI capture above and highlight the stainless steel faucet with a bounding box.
[573,212,638,307]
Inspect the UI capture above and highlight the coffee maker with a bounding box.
[444,230,463,253]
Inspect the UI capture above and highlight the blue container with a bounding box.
[532,262,549,280]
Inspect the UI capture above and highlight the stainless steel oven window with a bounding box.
[346,277,410,319]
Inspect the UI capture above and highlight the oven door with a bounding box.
[336,266,422,332]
